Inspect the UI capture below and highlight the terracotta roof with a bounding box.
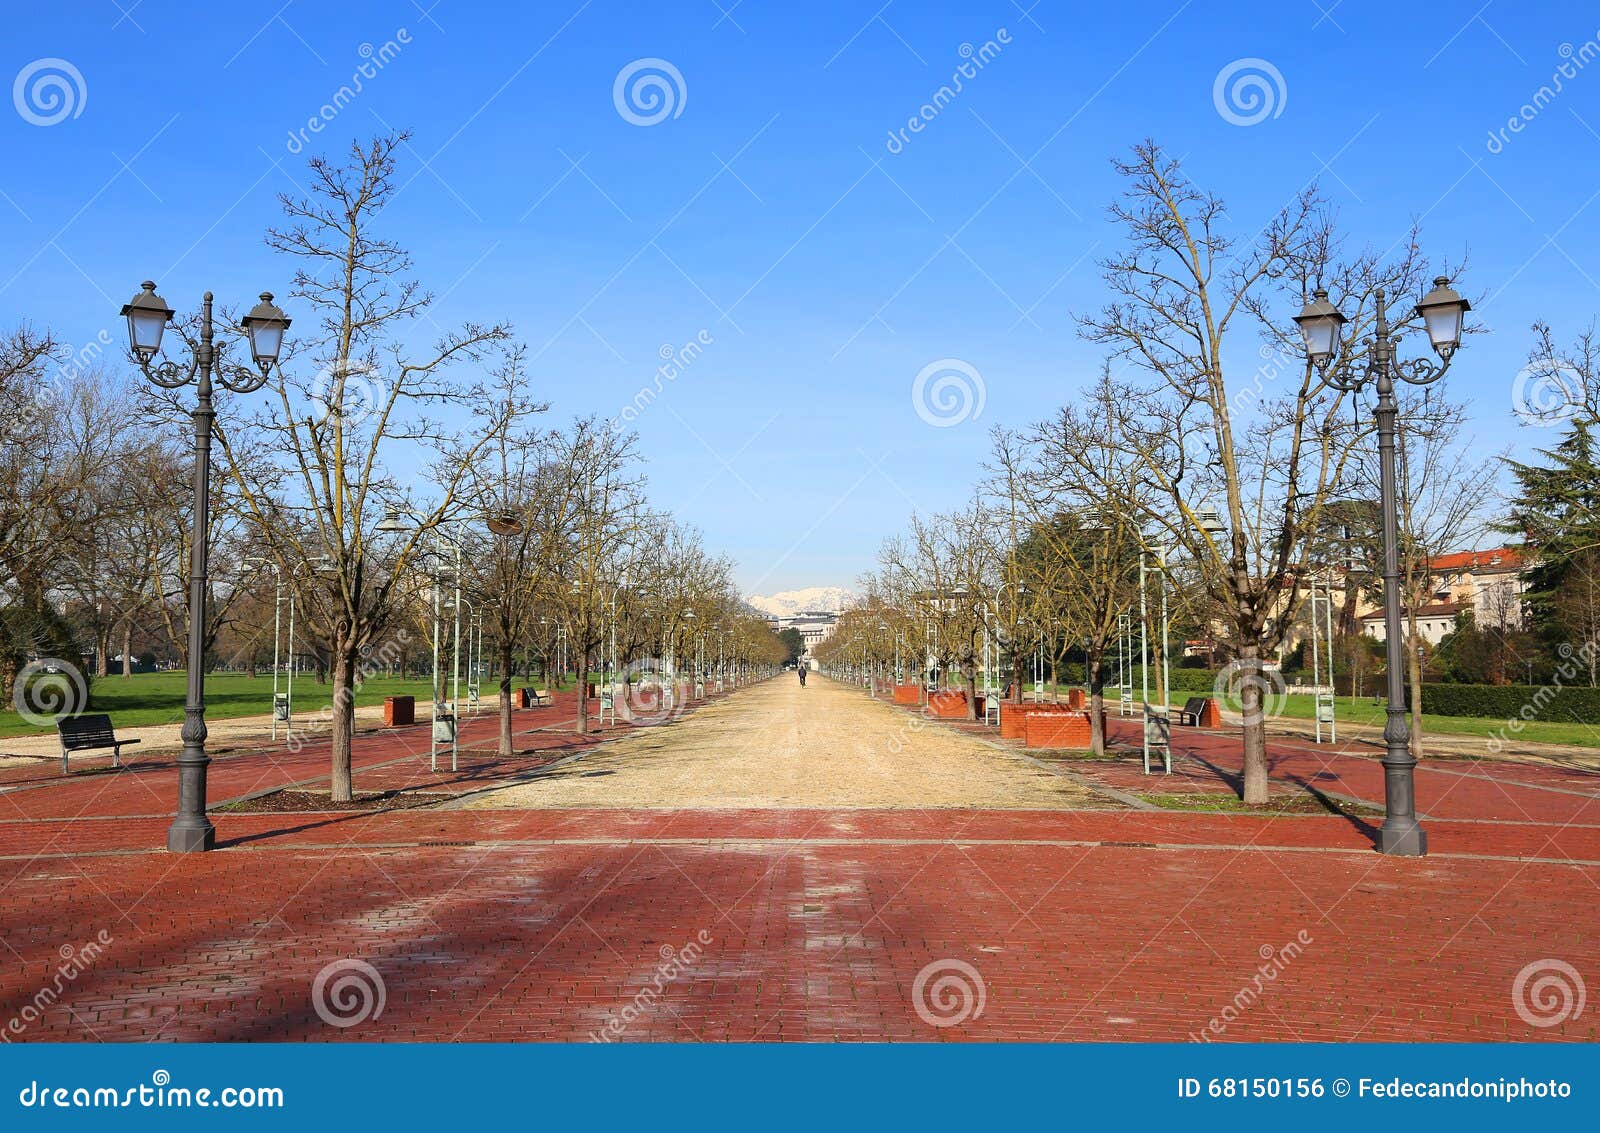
[1426,547,1525,573]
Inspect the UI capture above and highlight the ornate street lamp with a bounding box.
[121,282,288,853]
[1293,276,1470,857]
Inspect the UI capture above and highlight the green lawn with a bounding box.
[1264,691,1600,750]
[0,670,588,740]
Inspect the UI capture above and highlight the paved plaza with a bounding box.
[1,677,1595,1042]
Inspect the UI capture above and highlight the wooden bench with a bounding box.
[1175,697,1207,726]
[518,688,553,708]
[56,714,140,773]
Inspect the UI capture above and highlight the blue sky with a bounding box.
[7,0,1600,594]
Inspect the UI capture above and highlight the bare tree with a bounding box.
[1076,141,1440,803]
[220,134,511,800]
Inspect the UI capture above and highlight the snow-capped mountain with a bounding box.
[745,587,854,618]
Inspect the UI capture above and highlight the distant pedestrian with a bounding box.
[798,665,807,687]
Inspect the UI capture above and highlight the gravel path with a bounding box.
[464,674,1105,810]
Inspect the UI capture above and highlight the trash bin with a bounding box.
[273,692,291,722]
[432,702,456,742]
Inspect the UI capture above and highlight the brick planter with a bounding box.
[1067,688,1086,709]
[1024,710,1093,749]
[892,684,922,706]
[998,703,1075,739]
[928,691,969,719]
[382,696,415,727]
[1197,698,1223,727]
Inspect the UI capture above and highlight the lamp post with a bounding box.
[121,282,289,853]
[681,607,696,700]
[1294,276,1470,857]
[376,509,462,771]
[245,557,285,741]
[1137,541,1172,774]
[992,581,1027,707]
[280,555,334,742]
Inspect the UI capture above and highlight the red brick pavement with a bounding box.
[0,681,1595,1043]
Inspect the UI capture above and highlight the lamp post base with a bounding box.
[166,818,216,854]
[1376,819,1427,857]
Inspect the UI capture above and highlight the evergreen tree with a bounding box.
[1502,419,1600,635]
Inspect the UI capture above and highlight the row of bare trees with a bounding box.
[821,141,1504,805]
[2,132,784,803]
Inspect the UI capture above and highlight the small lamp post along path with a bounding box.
[376,508,464,771]
[121,282,289,853]
[1294,276,1471,857]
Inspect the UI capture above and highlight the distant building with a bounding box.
[1360,546,1530,643]
[766,610,839,659]
[1360,601,1468,646]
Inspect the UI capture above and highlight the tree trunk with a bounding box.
[498,639,515,757]
[963,664,978,721]
[121,621,133,677]
[1088,652,1106,757]
[1406,631,1425,759]
[576,647,591,734]
[95,628,110,677]
[1239,644,1269,805]
[330,644,356,803]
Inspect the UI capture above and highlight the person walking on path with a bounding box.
[798,664,807,687]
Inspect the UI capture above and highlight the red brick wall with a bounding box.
[928,691,969,718]
[1024,711,1092,749]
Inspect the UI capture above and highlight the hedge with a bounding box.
[1420,682,1600,725]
